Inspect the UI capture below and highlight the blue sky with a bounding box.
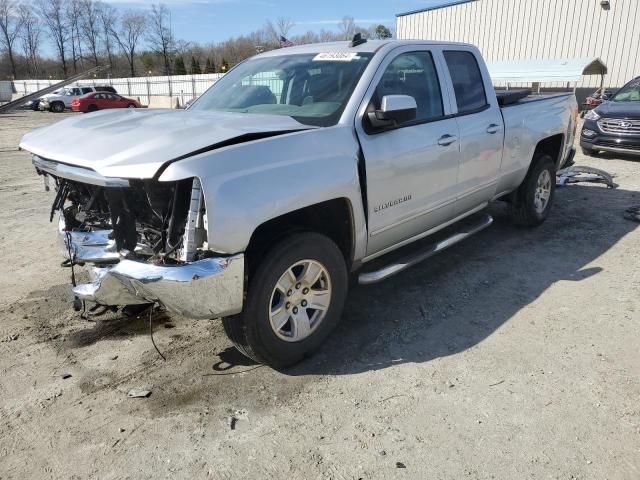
[101,0,450,45]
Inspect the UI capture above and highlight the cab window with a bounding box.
[371,51,444,124]
[443,50,488,114]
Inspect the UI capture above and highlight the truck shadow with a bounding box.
[287,183,639,376]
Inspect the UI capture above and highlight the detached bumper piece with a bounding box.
[58,217,152,263]
[60,218,244,319]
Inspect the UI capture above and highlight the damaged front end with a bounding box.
[34,156,244,319]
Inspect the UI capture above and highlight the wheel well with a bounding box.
[245,198,354,275]
[533,134,564,167]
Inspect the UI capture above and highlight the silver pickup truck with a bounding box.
[20,39,578,367]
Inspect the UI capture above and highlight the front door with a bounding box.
[355,47,461,257]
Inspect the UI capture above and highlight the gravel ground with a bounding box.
[0,111,639,480]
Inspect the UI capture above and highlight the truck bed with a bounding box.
[493,91,576,197]
[497,90,574,108]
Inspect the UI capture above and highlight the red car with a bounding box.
[71,92,142,113]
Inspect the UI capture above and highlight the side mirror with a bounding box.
[368,94,417,129]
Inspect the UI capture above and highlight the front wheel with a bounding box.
[511,154,556,227]
[223,232,348,368]
[50,102,65,113]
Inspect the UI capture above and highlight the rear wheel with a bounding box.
[50,102,64,113]
[222,232,348,368]
[127,104,135,108]
[511,154,556,227]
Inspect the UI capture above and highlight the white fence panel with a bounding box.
[12,73,227,106]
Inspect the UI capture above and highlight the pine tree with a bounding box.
[190,56,201,74]
[174,56,187,75]
[205,58,216,73]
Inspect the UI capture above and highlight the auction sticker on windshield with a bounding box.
[313,52,359,62]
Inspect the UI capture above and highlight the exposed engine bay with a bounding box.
[45,172,208,264]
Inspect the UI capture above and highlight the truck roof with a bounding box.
[257,39,474,57]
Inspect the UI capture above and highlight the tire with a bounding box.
[511,154,556,227]
[51,102,65,113]
[581,147,595,156]
[127,104,136,108]
[87,104,98,112]
[223,232,348,368]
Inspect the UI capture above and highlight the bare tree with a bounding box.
[146,4,175,75]
[338,16,355,40]
[18,4,41,77]
[66,0,85,73]
[0,0,23,79]
[110,10,145,76]
[37,0,69,76]
[265,16,294,44]
[80,0,101,66]
[98,2,117,69]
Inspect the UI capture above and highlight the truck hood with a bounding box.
[19,108,312,178]
[596,101,640,119]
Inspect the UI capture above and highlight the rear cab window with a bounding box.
[443,50,488,114]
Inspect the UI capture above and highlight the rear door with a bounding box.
[93,93,107,108]
[355,46,461,257]
[441,49,504,214]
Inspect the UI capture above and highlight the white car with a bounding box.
[39,86,117,113]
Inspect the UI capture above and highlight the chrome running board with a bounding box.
[358,214,493,285]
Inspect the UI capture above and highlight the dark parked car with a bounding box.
[581,76,640,157]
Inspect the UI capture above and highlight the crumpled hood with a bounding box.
[19,108,311,178]
[595,101,640,119]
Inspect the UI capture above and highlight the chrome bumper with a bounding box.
[59,217,244,319]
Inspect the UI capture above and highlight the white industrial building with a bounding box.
[396,0,640,91]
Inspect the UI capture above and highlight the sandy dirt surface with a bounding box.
[0,111,639,480]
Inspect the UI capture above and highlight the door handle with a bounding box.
[486,124,501,134]
[437,134,458,146]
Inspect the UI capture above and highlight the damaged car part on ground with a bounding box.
[35,156,245,320]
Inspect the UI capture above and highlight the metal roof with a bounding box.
[396,0,478,17]
[486,58,608,83]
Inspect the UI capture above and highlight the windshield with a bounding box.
[190,52,373,127]
[612,78,640,102]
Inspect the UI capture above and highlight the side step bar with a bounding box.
[358,214,493,285]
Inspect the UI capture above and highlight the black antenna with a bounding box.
[350,33,367,47]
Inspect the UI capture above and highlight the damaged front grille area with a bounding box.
[41,168,208,264]
[32,158,244,319]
